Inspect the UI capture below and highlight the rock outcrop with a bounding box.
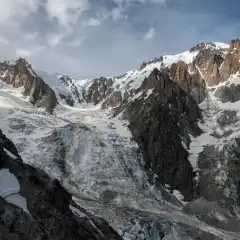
[58,75,83,104]
[220,39,240,81]
[214,84,240,103]
[0,129,122,240]
[169,61,206,103]
[193,51,224,86]
[84,77,114,105]
[0,58,58,113]
[121,69,202,201]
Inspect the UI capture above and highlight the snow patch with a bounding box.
[4,148,17,159]
[5,194,30,214]
[144,89,154,100]
[0,168,30,214]
[172,190,185,201]
[0,169,20,198]
[69,205,86,218]
[212,42,230,49]
[162,50,199,67]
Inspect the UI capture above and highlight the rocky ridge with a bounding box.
[0,58,58,113]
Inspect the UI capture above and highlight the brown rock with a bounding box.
[193,50,224,86]
[169,61,206,103]
[220,39,240,81]
[0,58,58,113]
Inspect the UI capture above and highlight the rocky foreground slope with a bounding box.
[0,129,121,240]
[0,39,240,239]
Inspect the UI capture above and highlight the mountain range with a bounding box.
[0,39,240,239]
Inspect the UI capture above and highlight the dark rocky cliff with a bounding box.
[120,69,202,201]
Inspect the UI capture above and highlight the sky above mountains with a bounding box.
[0,0,239,78]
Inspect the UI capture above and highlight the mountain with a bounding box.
[0,39,240,239]
[0,58,58,113]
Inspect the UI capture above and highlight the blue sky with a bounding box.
[0,0,239,78]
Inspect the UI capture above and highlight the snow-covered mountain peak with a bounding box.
[140,41,229,72]
[189,41,229,52]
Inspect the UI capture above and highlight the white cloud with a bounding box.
[16,46,45,57]
[0,37,9,44]
[104,0,167,20]
[111,6,125,20]
[0,0,39,26]
[112,0,166,4]
[0,0,90,28]
[86,18,101,26]
[44,0,89,27]
[16,49,32,57]
[25,32,39,41]
[144,27,156,40]
[68,37,86,47]
[46,32,65,47]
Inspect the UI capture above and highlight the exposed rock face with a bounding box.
[220,39,240,81]
[59,93,75,106]
[184,198,240,232]
[214,84,240,103]
[191,40,240,86]
[85,77,114,105]
[197,141,240,214]
[193,51,224,86]
[139,62,147,70]
[59,75,82,104]
[102,91,122,109]
[120,69,202,201]
[137,41,240,96]
[0,129,122,240]
[189,42,227,53]
[0,58,58,113]
[169,61,206,103]
[217,110,238,126]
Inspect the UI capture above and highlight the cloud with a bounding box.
[143,27,156,40]
[0,0,39,26]
[44,0,89,27]
[16,46,45,58]
[16,49,32,57]
[25,32,39,41]
[105,0,167,20]
[86,18,101,26]
[68,37,86,47]
[45,32,66,47]
[0,0,238,79]
[0,37,9,44]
